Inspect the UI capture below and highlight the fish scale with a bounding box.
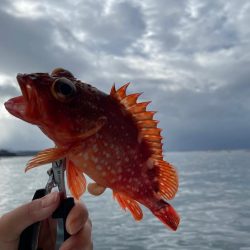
[4,67,180,230]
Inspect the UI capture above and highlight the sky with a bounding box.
[0,0,250,151]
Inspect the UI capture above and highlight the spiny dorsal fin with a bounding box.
[110,83,163,161]
[113,82,130,100]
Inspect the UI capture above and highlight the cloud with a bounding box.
[0,0,249,151]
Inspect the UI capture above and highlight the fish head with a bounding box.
[5,68,105,145]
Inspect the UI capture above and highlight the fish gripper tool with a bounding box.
[18,158,75,250]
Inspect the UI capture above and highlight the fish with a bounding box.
[4,68,180,230]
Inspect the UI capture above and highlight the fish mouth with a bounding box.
[4,74,36,122]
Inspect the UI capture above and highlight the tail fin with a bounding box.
[151,200,180,231]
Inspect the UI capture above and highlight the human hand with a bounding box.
[0,192,93,250]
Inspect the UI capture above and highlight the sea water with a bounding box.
[0,150,249,250]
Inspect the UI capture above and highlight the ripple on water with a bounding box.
[0,150,250,250]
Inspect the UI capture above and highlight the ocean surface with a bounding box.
[0,150,249,250]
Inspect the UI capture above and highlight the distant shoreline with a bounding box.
[0,149,38,157]
[0,148,249,158]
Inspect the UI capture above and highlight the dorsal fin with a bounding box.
[110,83,163,161]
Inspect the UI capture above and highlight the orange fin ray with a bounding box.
[113,191,143,221]
[128,101,151,113]
[110,84,116,96]
[66,159,86,200]
[112,82,130,100]
[87,182,106,196]
[152,154,163,160]
[141,128,162,136]
[155,160,179,200]
[147,142,163,149]
[120,93,142,107]
[134,111,156,120]
[25,147,68,172]
[137,120,159,128]
[143,135,162,143]
[151,148,163,155]
[110,83,165,162]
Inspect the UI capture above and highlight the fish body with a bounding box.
[5,68,180,230]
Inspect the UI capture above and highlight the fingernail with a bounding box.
[42,192,59,208]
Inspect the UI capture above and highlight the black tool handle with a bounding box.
[18,188,46,250]
[52,197,75,240]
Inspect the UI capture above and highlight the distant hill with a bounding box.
[0,149,17,156]
[0,149,38,157]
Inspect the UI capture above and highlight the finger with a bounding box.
[0,192,60,241]
[66,201,89,235]
[37,218,57,249]
[60,218,93,250]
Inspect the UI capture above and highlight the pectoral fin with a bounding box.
[25,147,69,172]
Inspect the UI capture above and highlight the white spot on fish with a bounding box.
[93,144,98,152]
[91,157,98,164]
[83,153,89,161]
[96,164,102,170]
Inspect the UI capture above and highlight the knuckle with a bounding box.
[87,218,92,228]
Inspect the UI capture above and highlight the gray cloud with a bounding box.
[0,84,19,97]
[0,0,249,151]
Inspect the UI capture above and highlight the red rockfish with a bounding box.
[5,68,180,230]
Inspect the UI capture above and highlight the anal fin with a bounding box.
[66,159,86,200]
[113,191,143,221]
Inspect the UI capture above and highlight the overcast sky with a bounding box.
[0,0,250,151]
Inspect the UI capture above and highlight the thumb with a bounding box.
[0,192,60,242]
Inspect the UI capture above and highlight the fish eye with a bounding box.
[52,77,76,102]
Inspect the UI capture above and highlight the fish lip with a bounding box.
[16,73,32,103]
[4,74,35,120]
